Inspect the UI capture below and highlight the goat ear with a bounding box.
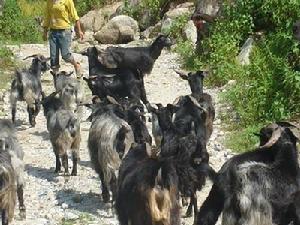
[174,69,188,80]
[196,70,209,78]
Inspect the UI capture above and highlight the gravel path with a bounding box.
[1,43,232,225]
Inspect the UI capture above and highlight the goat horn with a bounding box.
[23,54,38,60]
[174,69,188,79]
[106,95,120,106]
[259,127,283,149]
[187,95,208,114]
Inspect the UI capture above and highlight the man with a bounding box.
[42,0,84,78]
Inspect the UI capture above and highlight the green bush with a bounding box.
[74,0,105,16]
[176,0,300,151]
[0,44,14,89]
[0,0,42,43]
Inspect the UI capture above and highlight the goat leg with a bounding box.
[54,153,61,173]
[71,151,78,176]
[62,154,69,175]
[98,169,110,203]
[27,106,36,127]
[185,197,193,218]
[192,193,198,225]
[11,106,16,124]
[17,184,26,219]
[34,100,41,116]
[2,209,8,225]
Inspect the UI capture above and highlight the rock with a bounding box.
[183,20,197,43]
[61,203,68,209]
[93,10,105,32]
[141,22,162,39]
[64,212,79,220]
[164,7,190,20]
[77,31,95,44]
[80,2,123,33]
[80,10,98,32]
[161,18,173,35]
[237,37,254,65]
[94,15,139,44]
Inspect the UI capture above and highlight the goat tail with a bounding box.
[148,185,172,225]
[0,165,17,222]
[67,117,79,138]
[196,183,224,225]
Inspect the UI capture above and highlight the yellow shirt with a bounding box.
[43,0,79,30]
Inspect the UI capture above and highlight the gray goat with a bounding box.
[50,71,84,120]
[0,119,26,224]
[10,54,50,127]
[87,102,134,203]
[42,92,81,176]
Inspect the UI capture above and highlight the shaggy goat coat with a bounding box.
[88,111,134,201]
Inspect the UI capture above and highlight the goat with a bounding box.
[87,101,134,203]
[174,70,215,142]
[50,71,84,119]
[10,54,50,127]
[116,143,181,225]
[82,47,148,104]
[148,103,215,224]
[97,34,173,76]
[41,92,81,176]
[196,122,300,225]
[0,119,26,224]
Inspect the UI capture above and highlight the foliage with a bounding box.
[0,45,14,89]
[0,0,42,43]
[123,0,169,28]
[162,13,190,39]
[74,0,105,16]
[176,0,300,151]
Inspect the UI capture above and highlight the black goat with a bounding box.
[116,143,181,225]
[148,103,214,224]
[197,122,300,225]
[82,47,148,104]
[174,70,215,142]
[98,34,172,76]
[10,54,50,127]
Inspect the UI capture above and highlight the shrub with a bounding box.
[0,0,42,43]
[175,0,300,151]
[74,0,104,16]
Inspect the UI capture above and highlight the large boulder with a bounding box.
[94,15,139,44]
[79,2,123,33]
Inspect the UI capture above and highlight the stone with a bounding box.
[183,20,197,43]
[80,10,98,32]
[94,15,139,44]
[237,37,254,65]
[164,7,190,20]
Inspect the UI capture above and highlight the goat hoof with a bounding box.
[102,194,110,203]
[71,171,77,176]
[19,208,26,219]
[184,211,192,218]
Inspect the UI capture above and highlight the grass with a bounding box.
[60,213,94,225]
[0,45,15,89]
